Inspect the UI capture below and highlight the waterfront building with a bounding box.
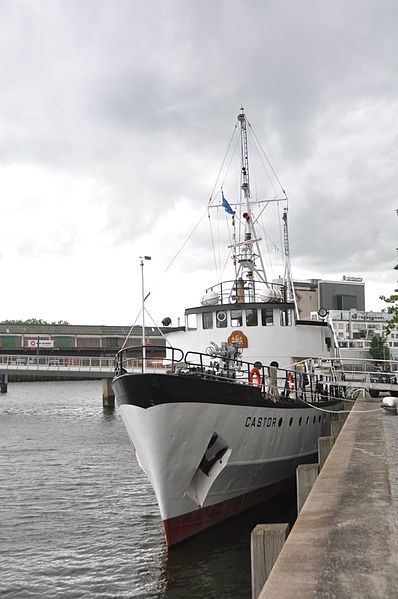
[0,323,164,356]
[310,309,397,359]
[293,277,365,319]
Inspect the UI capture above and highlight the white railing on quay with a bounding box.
[0,354,116,374]
[0,353,169,376]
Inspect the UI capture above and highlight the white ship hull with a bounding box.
[113,372,339,545]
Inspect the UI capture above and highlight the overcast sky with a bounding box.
[0,0,397,326]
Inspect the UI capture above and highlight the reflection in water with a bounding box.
[158,490,297,599]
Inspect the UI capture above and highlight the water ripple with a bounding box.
[0,380,295,598]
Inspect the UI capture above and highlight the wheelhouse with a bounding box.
[185,303,295,331]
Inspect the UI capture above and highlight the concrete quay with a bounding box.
[259,395,398,598]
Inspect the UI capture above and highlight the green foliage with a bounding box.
[380,209,398,335]
[381,290,398,335]
[0,319,70,326]
[369,334,390,361]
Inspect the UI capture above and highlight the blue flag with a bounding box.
[222,191,235,215]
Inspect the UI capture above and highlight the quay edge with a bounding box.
[259,394,398,598]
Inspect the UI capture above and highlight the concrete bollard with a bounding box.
[102,379,115,409]
[296,463,318,513]
[251,523,289,599]
[331,419,344,439]
[318,436,335,471]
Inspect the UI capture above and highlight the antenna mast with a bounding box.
[282,208,299,318]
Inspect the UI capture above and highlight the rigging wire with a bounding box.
[208,209,218,280]
[277,201,284,269]
[251,200,270,225]
[208,123,238,205]
[247,120,287,198]
[248,126,279,198]
[145,308,173,346]
[121,309,142,350]
[121,305,174,350]
[218,246,233,281]
[220,134,240,194]
[164,207,208,273]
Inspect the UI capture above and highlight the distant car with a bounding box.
[369,372,398,398]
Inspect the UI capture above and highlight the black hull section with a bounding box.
[112,372,342,411]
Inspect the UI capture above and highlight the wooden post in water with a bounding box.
[0,373,8,393]
[102,379,115,409]
[251,523,289,599]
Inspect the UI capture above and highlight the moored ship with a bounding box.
[112,107,345,546]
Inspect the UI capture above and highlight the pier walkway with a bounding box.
[0,353,165,380]
[0,354,117,379]
[259,394,398,598]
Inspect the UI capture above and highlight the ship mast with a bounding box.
[236,107,267,291]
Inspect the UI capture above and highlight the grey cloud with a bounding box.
[0,0,397,312]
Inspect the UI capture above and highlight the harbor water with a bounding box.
[0,380,296,599]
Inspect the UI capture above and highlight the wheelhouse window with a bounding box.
[202,311,213,329]
[280,309,292,326]
[231,309,242,327]
[186,313,197,330]
[261,308,274,326]
[216,310,227,328]
[246,308,258,327]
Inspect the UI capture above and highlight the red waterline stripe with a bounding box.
[163,477,294,546]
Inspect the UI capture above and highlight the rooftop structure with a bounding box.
[294,278,365,319]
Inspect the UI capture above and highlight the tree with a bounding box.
[0,318,70,325]
[369,334,390,361]
[380,209,398,335]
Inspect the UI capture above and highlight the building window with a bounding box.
[246,309,258,327]
[261,308,274,326]
[216,310,227,328]
[202,311,213,329]
[55,336,71,348]
[280,309,292,326]
[77,337,98,348]
[1,336,15,348]
[231,309,242,327]
[107,338,119,348]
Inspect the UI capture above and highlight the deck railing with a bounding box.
[203,279,286,304]
[115,345,345,404]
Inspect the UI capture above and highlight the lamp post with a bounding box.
[140,256,151,373]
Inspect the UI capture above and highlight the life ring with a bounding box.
[287,372,294,392]
[250,367,261,387]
